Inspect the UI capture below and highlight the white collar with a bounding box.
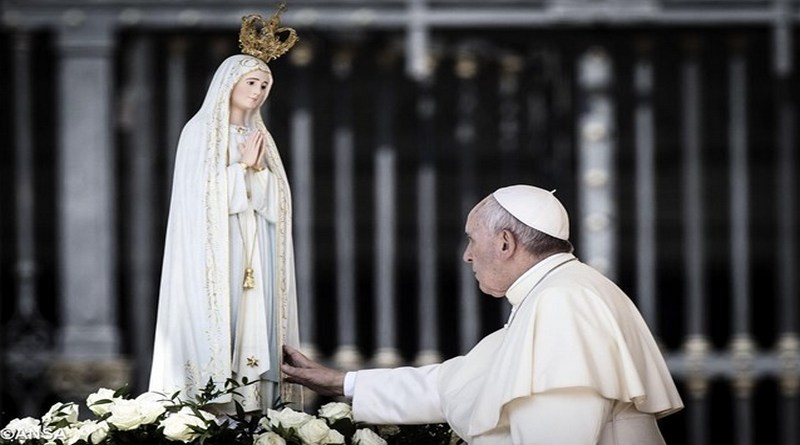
[503,253,577,327]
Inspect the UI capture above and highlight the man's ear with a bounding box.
[498,229,517,258]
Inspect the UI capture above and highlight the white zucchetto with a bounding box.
[492,185,570,241]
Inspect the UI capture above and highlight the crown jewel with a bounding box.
[239,3,299,63]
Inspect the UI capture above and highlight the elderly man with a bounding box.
[283,185,683,444]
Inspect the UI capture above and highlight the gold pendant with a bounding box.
[243,268,255,289]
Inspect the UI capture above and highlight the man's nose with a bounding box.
[462,248,472,263]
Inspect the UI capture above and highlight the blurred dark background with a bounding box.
[1,1,799,444]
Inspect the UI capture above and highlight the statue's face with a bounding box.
[230,69,272,114]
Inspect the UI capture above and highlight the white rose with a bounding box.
[106,397,167,430]
[266,408,313,430]
[159,407,215,443]
[352,428,388,445]
[296,418,330,444]
[138,403,167,425]
[62,423,89,445]
[86,388,118,416]
[42,402,79,427]
[317,402,352,423]
[134,394,168,425]
[321,428,346,444]
[4,416,41,431]
[58,421,107,445]
[253,431,287,445]
[4,417,42,444]
[106,399,144,431]
[87,421,110,444]
[135,391,171,406]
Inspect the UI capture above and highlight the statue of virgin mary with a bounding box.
[149,6,302,413]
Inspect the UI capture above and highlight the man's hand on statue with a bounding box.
[282,345,346,397]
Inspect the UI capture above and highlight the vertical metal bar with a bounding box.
[576,47,617,280]
[735,397,754,445]
[681,39,710,445]
[682,45,706,340]
[455,50,480,354]
[773,0,793,76]
[633,42,658,333]
[728,41,755,445]
[415,68,441,366]
[775,89,798,339]
[406,0,429,81]
[374,150,398,366]
[124,36,157,393]
[289,43,317,358]
[373,53,401,367]
[781,394,799,445]
[332,49,362,369]
[373,146,400,367]
[165,37,187,201]
[689,396,708,445]
[729,44,750,339]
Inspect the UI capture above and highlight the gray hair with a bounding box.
[475,195,574,256]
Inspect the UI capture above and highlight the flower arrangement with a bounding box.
[0,379,462,445]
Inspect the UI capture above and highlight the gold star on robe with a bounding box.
[246,356,259,368]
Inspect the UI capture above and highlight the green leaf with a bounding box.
[234,400,246,420]
[113,385,131,399]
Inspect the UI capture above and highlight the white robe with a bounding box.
[149,55,302,412]
[226,127,281,411]
[350,253,683,444]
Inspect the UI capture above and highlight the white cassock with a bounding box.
[348,253,683,444]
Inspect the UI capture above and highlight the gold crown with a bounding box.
[239,3,299,63]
